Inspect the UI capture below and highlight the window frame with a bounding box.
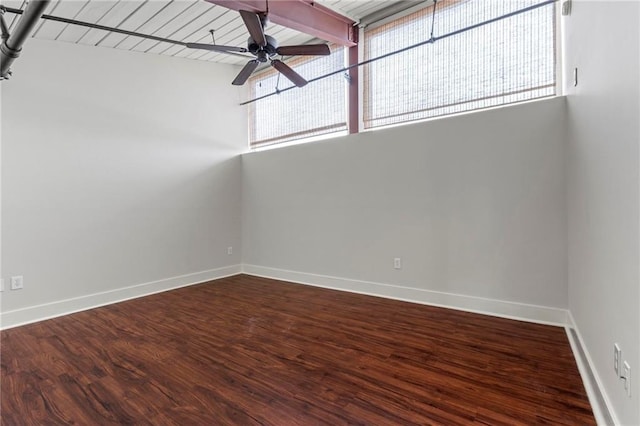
[361,0,558,130]
[245,0,560,148]
[247,44,349,148]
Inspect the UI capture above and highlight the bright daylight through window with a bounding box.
[364,0,556,129]
[248,45,347,148]
[247,0,556,147]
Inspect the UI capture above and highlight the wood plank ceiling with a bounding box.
[1,0,403,66]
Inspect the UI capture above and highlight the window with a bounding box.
[245,0,557,148]
[363,0,556,129]
[248,45,347,148]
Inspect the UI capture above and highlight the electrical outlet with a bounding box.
[10,276,24,290]
[227,246,233,255]
[622,361,631,397]
[614,343,622,376]
[393,258,402,269]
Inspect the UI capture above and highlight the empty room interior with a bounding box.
[1,0,639,424]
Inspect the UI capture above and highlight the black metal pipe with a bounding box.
[0,10,11,41]
[0,0,51,79]
[241,0,557,105]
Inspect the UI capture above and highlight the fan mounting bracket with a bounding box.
[255,51,269,63]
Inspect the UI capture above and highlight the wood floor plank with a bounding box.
[1,275,595,425]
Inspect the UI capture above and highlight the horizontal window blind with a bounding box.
[248,45,346,148]
[363,0,556,129]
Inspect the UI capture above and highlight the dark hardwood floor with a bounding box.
[1,275,594,425]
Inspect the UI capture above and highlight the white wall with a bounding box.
[1,39,247,325]
[242,98,568,315]
[564,1,640,424]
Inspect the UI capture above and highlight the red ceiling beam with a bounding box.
[347,44,359,134]
[204,0,357,47]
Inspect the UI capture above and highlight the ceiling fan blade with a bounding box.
[276,44,331,56]
[186,43,248,53]
[232,60,260,86]
[239,10,267,47]
[271,59,308,88]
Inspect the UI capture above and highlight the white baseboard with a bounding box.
[0,265,242,330]
[566,312,618,426]
[242,264,569,326]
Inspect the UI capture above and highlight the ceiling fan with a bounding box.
[186,8,331,87]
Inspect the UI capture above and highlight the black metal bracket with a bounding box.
[0,6,15,79]
[0,6,11,41]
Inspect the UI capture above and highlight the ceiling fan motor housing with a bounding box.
[185,9,327,87]
[248,34,278,60]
